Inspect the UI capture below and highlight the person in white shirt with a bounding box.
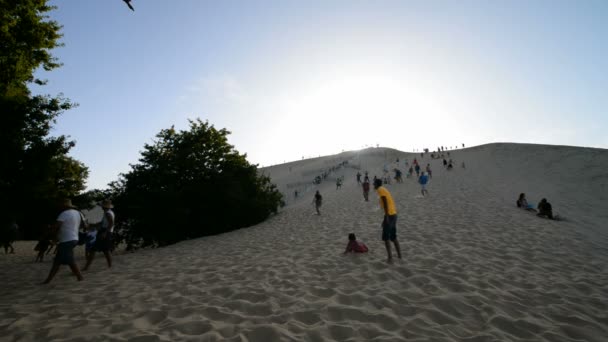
[42,199,84,284]
[82,199,114,271]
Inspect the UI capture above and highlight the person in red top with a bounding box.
[344,233,369,254]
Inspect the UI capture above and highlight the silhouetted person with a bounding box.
[537,198,553,219]
[313,191,323,215]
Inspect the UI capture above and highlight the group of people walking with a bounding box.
[41,199,115,284]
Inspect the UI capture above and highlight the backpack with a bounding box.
[79,211,89,230]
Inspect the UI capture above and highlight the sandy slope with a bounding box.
[1,143,607,341]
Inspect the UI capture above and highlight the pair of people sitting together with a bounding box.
[517,193,555,219]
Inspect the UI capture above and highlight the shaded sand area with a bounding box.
[1,143,607,341]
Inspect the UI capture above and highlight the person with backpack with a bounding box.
[82,200,115,271]
[42,199,84,284]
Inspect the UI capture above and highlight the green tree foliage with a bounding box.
[112,119,283,248]
[0,1,88,238]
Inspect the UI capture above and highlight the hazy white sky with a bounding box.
[38,1,607,189]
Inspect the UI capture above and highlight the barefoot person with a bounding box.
[83,200,114,271]
[42,199,84,284]
[373,179,402,262]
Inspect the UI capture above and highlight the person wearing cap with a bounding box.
[42,199,84,284]
[82,199,115,271]
[373,179,402,262]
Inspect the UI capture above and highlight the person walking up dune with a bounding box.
[362,179,370,201]
[419,172,429,196]
[313,191,323,215]
[373,179,402,263]
[83,200,115,271]
[42,199,84,284]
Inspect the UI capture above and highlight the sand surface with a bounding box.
[1,143,607,341]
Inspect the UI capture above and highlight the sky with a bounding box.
[34,0,608,190]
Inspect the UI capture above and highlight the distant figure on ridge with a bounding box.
[343,233,368,254]
[313,191,323,215]
[373,179,402,263]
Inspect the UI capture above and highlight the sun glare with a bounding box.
[275,72,444,154]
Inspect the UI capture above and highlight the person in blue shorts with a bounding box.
[374,179,402,263]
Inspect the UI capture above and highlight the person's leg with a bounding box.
[82,251,96,271]
[42,261,61,284]
[103,251,112,268]
[392,239,402,259]
[9,242,14,254]
[69,263,84,281]
[384,240,393,261]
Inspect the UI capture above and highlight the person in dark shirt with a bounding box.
[537,198,553,219]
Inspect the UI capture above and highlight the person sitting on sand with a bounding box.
[344,233,369,254]
[537,198,554,219]
[517,193,537,212]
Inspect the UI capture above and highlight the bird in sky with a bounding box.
[123,0,135,11]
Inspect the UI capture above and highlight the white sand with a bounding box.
[1,143,607,341]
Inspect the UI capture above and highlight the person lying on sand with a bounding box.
[343,233,368,254]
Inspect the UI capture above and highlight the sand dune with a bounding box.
[1,143,607,341]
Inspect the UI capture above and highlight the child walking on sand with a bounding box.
[343,233,368,254]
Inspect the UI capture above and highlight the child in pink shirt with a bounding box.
[344,233,369,254]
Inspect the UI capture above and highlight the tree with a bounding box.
[1,1,88,238]
[112,119,283,248]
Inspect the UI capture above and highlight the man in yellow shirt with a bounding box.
[373,179,402,262]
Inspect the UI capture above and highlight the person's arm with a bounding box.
[381,196,389,217]
[105,212,115,231]
[344,242,352,254]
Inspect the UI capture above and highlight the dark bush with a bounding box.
[111,119,283,248]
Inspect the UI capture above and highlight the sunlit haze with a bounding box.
[36,1,608,189]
